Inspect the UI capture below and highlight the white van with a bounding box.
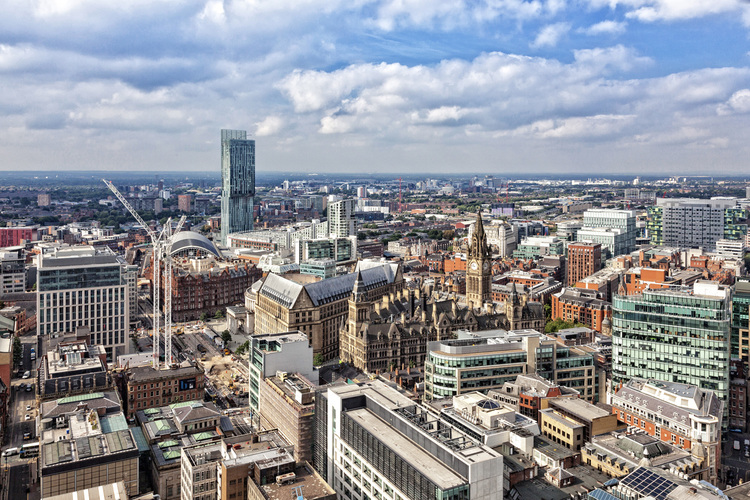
[22,371,30,379]
[2,447,19,457]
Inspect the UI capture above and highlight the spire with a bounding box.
[470,207,489,259]
[353,269,367,302]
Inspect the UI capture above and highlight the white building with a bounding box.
[317,380,504,500]
[715,238,746,260]
[581,209,637,257]
[0,246,26,294]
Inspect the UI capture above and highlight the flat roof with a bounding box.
[549,398,612,422]
[257,463,335,500]
[348,408,465,491]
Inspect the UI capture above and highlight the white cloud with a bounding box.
[583,0,750,24]
[579,20,627,35]
[255,116,284,136]
[530,22,570,48]
[717,89,750,115]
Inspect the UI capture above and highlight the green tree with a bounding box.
[235,341,250,356]
[544,303,551,321]
[221,330,232,344]
[13,337,22,365]
[200,312,208,322]
[214,309,224,319]
[313,353,324,366]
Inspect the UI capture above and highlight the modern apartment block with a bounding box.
[220,129,255,246]
[327,198,356,238]
[567,242,602,286]
[612,281,732,405]
[316,380,503,500]
[36,246,132,360]
[425,329,602,402]
[653,198,744,251]
[611,378,723,483]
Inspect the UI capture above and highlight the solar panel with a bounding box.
[620,467,678,500]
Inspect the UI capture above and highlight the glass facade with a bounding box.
[732,277,750,362]
[220,129,255,246]
[612,289,731,405]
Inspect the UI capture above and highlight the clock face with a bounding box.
[470,261,478,270]
[483,261,490,271]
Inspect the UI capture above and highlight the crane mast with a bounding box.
[103,179,186,369]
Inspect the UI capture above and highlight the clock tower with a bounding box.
[466,208,492,309]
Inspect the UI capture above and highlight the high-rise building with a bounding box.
[315,380,503,500]
[567,241,601,286]
[37,246,131,360]
[177,193,193,213]
[326,198,355,238]
[220,129,255,246]
[0,246,26,294]
[732,277,750,362]
[655,198,742,251]
[612,281,731,405]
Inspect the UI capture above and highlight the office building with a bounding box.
[248,331,315,412]
[716,238,746,260]
[654,198,744,251]
[316,380,503,500]
[539,397,621,451]
[567,242,601,286]
[220,129,255,246]
[611,378,722,483]
[612,281,731,405]
[580,209,636,257]
[425,329,601,402]
[0,246,26,294]
[181,442,223,500]
[512,236,564,260]
[483,221,517,257]
[37,246,132,360]
[39,392,140,497]
[39,335,110,400]
[732,276,750,361]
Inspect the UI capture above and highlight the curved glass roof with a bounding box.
[169,231,221,258]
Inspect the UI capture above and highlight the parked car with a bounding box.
[22,371,30,379]
[25,405,31,411]
[24,414,31,421]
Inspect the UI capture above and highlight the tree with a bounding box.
[13,337,22,365]
[442,230,455,240]
[544,303,551,321]
[214,309,224,319]
[200,313,208,322]
[313,353,324,366]
[235,341,250,356]
[221,330,232,344]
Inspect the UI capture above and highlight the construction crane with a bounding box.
[103,179,186,368]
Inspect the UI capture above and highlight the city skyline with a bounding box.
[1,2,750,174]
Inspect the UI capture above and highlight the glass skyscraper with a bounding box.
[612,282,731,406]
[220,129,255,246]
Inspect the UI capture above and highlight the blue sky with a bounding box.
[1,0,750,175]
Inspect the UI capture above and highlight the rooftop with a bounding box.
[255,463,335,500]
[549,397,612,422]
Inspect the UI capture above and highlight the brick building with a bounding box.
[551,287,612,332]
[124,364,205,419]
[567,242,601,286]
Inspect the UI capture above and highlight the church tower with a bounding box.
[466,208,492,309]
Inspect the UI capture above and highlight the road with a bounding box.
[1,336,39,500]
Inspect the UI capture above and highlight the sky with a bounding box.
[2,0,750,176]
